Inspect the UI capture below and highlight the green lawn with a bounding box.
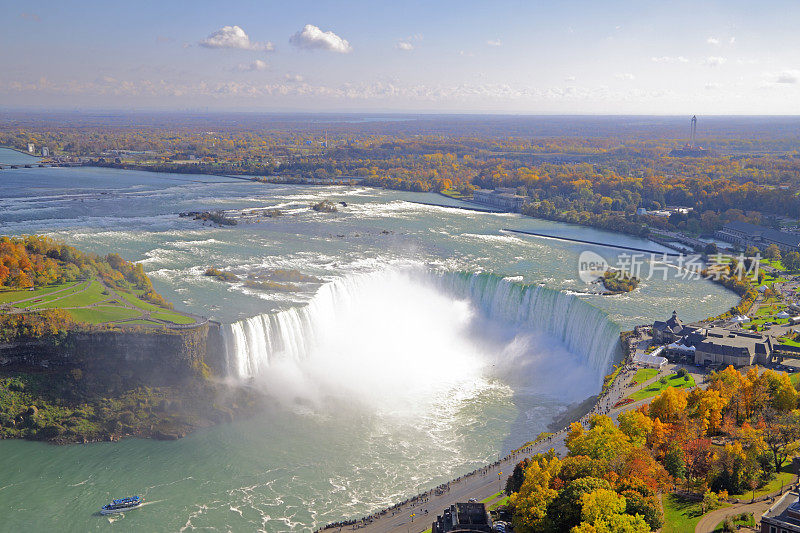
[729,464,797,500]
[0,282,79,305]
[661,494,704,533]
[440,189,471,200]
[480,491,503,504]
[33,280,108,309]
[66,306,141,324]
[488,496,510,510]
[662,493,728,533]
[116,289,162,312]
[629,373,696,401]
[115,319,164,326]
[631,368,659,386]
[779,337,800,348]
[151,311,196,325]
[762,258,786,270]
[754,304,785,317]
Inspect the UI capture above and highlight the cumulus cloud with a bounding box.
[703,56,726,67]
[236,59,268,72]
[706,36,720,45]
[705,82,720,90]
[486,39,502,47]
[564,75,576,82]
[729,37,736,44]
[616,73,635,80]
[651,56,689,63]
[776,70,800,84]
[284,73,305,82]
[396,41,413,51]
[200,25,274,51]
[290,24,352,53]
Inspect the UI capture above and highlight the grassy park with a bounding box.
[661,494,729,533]
[631,368,659,386]
[0,278,198,328]
[629,372,696,401]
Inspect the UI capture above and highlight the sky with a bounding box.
[1,0,799,114]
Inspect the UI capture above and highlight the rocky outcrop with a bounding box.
[0,322,226,386]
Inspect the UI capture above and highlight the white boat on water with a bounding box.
[100,496,142,514]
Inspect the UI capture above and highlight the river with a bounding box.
[0,152,737,531]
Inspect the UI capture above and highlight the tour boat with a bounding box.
[100,496,142,514]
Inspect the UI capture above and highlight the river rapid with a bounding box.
[0,152,738,531]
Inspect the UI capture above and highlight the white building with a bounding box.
[633,346,668,368]
[41,147,49,157]
[27,143,34,153]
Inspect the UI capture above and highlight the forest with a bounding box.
[506,365,799,532]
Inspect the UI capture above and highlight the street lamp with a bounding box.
[498,471,503,494]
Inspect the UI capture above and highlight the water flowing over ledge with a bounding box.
[221,268,621,382]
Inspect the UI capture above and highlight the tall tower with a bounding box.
[690,115,697,148]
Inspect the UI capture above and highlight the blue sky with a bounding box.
[1,0,799,113]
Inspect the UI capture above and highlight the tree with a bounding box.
[547,477,612,531]
[618,410,653,447]
[663,444,686,480]
[759,409,800,475]
[649,387,688,423]
[700,490,721,514]
[783,251,800,271]
[566,415,632,462]
[571,489,650,533]
[764,244,781,261]
[510,455,561,533]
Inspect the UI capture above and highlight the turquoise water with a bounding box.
[0,165,738,531]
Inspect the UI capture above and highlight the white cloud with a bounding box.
[284,73,304,82]
[486,39,502,47]
[200,25,274,51]
[616,73,635,80]
[703,56,726,67]
[706,36,720,45]
[729,37,736,44]
[705,82,720,90]
[289,24,352,53]
[396,41,413,51]
[564,76,576,82]
[236,59,268,72]
[459,50,474,57]
[776,70,800,84]
[651,56,689,63]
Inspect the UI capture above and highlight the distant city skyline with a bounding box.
[2,0,799,114]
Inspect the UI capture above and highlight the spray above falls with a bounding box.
[221,267,621,409]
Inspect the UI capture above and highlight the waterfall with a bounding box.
[222,268,621,384]
[431,271,621,374]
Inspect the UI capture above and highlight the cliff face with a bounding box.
[0,322,226,386]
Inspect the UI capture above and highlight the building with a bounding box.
[472,188,526,212]
[41,147,50,157]
[633,346,668,368]
[652,311,691,344]
[761,492,800,533]
[432,503,492,533]
[27,143,34,153]
[684,326,776,367]
[715,221,800,253]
